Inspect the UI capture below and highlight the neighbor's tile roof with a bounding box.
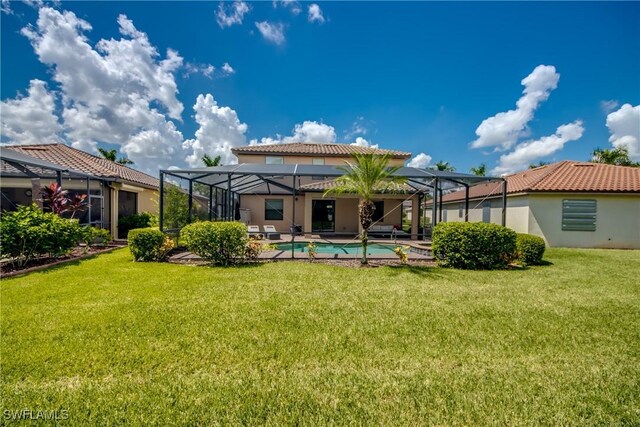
[3,144,159,188]
[441,161,640,202]
[232,143,411,158]
[299,179,414,193]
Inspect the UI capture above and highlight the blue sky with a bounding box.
[2,1,639,175]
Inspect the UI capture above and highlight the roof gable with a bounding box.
[441,161,640,202]
[231,142,411,158]
[4,144,159,188]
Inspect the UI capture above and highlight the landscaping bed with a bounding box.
[0,244,122,277]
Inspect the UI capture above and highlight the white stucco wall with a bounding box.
[528,193,640,249]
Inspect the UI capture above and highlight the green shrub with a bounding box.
[128,228,174,262]
[118,212,158,238]
[432,222,517,270]
[181,221,247,265]
[516,233,546,265]
[80,226,112,247]
[0,204,82,266]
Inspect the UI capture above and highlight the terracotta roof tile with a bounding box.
[232,142,411,158]
[4,144,159,188]
[441,161,640,202]
[299,178,414,193]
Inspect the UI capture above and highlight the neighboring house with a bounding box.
[428,161,640,249]
[0,144,159,238]
[230,143,419,237]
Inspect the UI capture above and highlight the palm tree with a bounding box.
[591,147,638,166]
[431,161,456,172]
[323,154,406,264]
[202,154,222,167]
[470,163,487,176]
[529,161,549,169]
[97,148,134,165]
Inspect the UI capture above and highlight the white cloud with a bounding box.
[285,120,335,143]
[183,94,248,166]
[491,121,584,175]
[249,120,336,146]
[1,0,12,14]
[606,103,640,161]
[408,153,432,169]
[273,0,301,15]
[600,99,620,114]
[1,79,63,145]
[184,62,215,78]
[222,62,235,74]
[471,65,560,151]
[255,21,285,45]
[216,0,249,28]
[18,7,188,172]
[308,4,325,23]
[344,116,370,140]
[350,137,378,149]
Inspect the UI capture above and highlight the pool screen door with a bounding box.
[312,200,335,232]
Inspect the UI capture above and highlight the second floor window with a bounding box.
[266,156,284,165]
[312,158,325,180]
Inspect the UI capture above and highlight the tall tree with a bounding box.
[591,147,639,167]
[324,154,406,265]
[98,148,134,165]
[203,154,222,167]
[432,161,456,172]
[470,163,487,176]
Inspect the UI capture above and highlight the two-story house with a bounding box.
[230,143,419,237]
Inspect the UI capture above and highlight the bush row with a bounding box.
[127,222,266,265]
[432,222,545,269]
[0,204,112,267]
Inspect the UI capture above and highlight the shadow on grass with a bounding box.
[382,265,449,278]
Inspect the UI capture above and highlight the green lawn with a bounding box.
[1,248,639,425]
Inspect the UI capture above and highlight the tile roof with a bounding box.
[299,179,414,193]
[232,142,411,158]
[3,144,159,188]
[440,161,640,203]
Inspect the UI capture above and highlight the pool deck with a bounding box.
[170,235,433,262]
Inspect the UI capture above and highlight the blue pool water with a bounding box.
[275,242,400,255]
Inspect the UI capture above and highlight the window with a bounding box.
[312,158,325,180]
[562,199,596,231]
[265,199,284,221]
[372,201,384,222]
[266,156,284,165]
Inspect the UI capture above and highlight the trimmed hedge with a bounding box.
[181,221,247,265]
[516,233,546,265]
[432,222,517,270]
[128,228,174,262]
[0,204,82,266]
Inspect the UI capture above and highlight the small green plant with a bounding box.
[245,238,264,261]
[128,228,174,262]
[516,233,546,265]
[307,241,318,262]
[79,226,112,252]
[394,245,409,264]
[181,221,248,265]
[432,222,517,270]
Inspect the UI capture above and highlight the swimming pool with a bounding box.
[275,242,401,256]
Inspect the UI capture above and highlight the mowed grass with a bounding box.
[1,248,639,425]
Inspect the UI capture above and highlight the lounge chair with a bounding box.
[247,225,262,238]
[263,225,281,240]
[369,224,395,237]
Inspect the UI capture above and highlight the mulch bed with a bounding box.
[1,245,123,278]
